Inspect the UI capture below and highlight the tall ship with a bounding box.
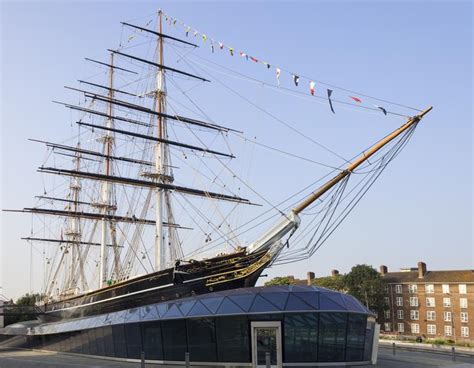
[5,10,431,322]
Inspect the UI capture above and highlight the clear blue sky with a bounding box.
[1,1,472,299]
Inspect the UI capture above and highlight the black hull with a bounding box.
[42,248,270,321]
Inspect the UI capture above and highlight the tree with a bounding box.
[343,264,386,313]
[311,275,345,292]
[4,292,44,326]
[264,276,296,286]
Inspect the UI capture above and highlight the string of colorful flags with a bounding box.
[126,11,415,116]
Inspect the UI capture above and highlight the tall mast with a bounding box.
[155,10,166,271]
[66,149,82,291]
[99,52,115,288]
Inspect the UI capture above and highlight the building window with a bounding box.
[408,284,418,294]
[384,323,391,332]
[398,323,405,333]
[427,325,436,335]
[384,310,390,319]
[409,297,418,307]
[216,316,250,362]
[459,284,467,294]
[442,284,450,294]
[426,297,435,307]
[384,285,389,293]
[186,318,217,361]
[396,297,403,307]
[461,327,469,337]
[397,310,404,320]
[444,326,452,337]
[395,285,403,294]
[444,311,452,322]
[426,311,436,321]
[460,312,468,323]
[411,324,419,334]
[460,298,468,309]
[443,298,451,308]
[284,313,317,363]
[384,297,390,305]
[425,284,435,294]
[410,310,419,320]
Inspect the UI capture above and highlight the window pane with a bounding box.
[141,321,163,360]
[318,312,347,362]
[95,327,106,356]
[284,313,318,362]
[346,314,366,361]
[124,323,142,359]
[88,328,98,355]
[112,324,127,358]
[102,326,115,357]
[186,318,217,361]
[162,319,187,361]
[78,330,88,355]
[216,316,250,363]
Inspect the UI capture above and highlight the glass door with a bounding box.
[251,322,282,368]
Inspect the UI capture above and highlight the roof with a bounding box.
[382,270,474,284]
[2,286,372,336]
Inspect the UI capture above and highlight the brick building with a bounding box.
[379,261,474,343]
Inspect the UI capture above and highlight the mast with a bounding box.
[99,52,115,288]
[155,10,166,271]
[66,148,82,291]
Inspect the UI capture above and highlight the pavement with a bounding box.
[0,345,473,367]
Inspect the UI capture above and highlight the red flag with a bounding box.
[250,56,259,63]
[309,81,315,96]
[350,96,362,103]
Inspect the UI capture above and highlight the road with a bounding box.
[0,346,472,367]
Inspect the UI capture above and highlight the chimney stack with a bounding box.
[331,269,339,277]
[307,272,315,285]
[380,265,388,275]
[418,261,427,278]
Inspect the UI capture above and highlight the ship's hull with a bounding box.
[42,247,271,321]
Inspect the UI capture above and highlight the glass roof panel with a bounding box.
[259,292,288,310]
[187,300,212,317]
[200,297,224,314]
[228,293,256,312]
[249,295,281,313]
[319,292,347,311]
[177,300,197,317]
[140,305,159,321]
[156,303,171,318]
[342,294,367,313]
[162,303,183,319]
[285,294,314,311]
[293,291,319,309]
[216,297,245,314]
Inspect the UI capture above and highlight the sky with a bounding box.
[1,1,472,300]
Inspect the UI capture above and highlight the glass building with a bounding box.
[0,286,379,367]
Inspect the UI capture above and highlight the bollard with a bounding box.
[140,351,145,368]
[392,342,396,356]
[185,352,190,368]
[451,346,456,362]
[265,351,271,368]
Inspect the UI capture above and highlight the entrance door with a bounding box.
[251,321,282,368]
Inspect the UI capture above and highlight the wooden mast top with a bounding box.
[292,106,433,215]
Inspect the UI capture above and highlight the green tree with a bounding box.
[312,275,345,292]
[4,292,44,326]
[264,276,296,286]
[343,264,386,313]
